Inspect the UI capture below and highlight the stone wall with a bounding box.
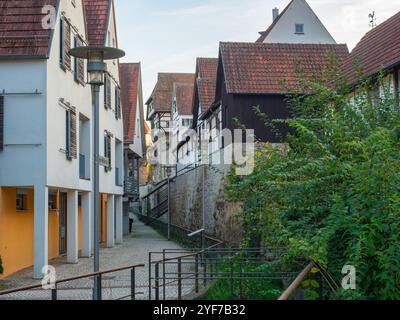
[169,165,243,246]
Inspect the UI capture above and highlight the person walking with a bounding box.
[129,211,135,233]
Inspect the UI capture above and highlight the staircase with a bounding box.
[142,179,170,219]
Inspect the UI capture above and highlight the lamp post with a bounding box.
[69,46,125,300]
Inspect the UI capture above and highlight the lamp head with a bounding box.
[69,46,125,85]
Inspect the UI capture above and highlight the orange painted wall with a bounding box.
[0,188,84,280]
[101,194,108,243]
[0,187,34,279]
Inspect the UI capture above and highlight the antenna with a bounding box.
[369,11,377,28]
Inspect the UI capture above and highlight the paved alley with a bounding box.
[0,219,193,300]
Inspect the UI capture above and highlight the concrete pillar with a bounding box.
[33,185,49,279]
[67,190,79,264]
[115,195,123,244]
[107,194,115,248]
[81,192,92,257]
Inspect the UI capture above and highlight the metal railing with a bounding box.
[148,247,302,301]
[0,264,144,301]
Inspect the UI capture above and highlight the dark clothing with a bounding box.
[129,218,134,233]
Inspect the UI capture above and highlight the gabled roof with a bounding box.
[195,58,218,113]
[174,83,194,116]
[146,73,195,113]
[0,0,58,58]
[256,0,335,44]
[83,0,111,46]
[256,0,294,43]
[120,63,141,143]
[342,11,400,86]
[219,42,349,94]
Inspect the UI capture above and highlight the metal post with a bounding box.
[148,253,152,300]
[131,268,136,300]
[51,286,57,301]
[195,254,199,293]
[163,249,166,300]
[167,177,171,241]
[239,262,243,299]
[203,258,207,287]
[178,258,182,300]
[230,262,234,298]
[97,274,102,300]
[93,84,101,301]
[155,263,160,300]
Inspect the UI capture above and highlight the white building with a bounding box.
[0,0,123,280]
[256,0,337,44]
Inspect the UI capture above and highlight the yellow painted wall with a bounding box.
[0,188,84,279]
[0,187,34,279]
[101,194,108,243]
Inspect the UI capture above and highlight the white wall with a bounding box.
[46,0,92,192]
[263,0,336,44]
[99,4,124,196]
[0,60,47,187]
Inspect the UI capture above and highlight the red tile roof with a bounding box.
[120,63,141,143]
[146,73,195,113]
[342,11,400,86]
[0,0,57,57]
[83,0,111,46]
[174,83,194,116]
[220,42,349,94]
[195,58,218,113]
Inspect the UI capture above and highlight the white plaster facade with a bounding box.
[0,0,124,279]
[260,0,336,44]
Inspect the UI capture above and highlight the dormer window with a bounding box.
[295,24,304,34]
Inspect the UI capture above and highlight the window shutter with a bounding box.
[70,110,77,159]
[107,135,112,170]
[66,108,77,160]
[104,74,111,109]
[73,35,78,81]
[115,87,121,119]
[64,20,71,70]
[77,38,85,84]
[60,17,65,66]
[0,96,4,151]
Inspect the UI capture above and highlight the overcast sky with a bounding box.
[115,0,400,101]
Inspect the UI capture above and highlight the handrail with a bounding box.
[0,263,145,296]
[278,262,316,300]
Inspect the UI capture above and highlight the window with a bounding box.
[182,119,192,127]
[66,108,77,160]
[16,190,28,211]
[104,132,112,172]
[295,24,304,34]
[48,193,58,211]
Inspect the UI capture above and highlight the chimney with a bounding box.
[272,7,279,21]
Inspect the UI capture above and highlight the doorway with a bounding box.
[59,192,68,255]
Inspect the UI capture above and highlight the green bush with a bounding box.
[227,67,400,300]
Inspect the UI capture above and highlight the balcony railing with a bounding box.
[124,176,139,197]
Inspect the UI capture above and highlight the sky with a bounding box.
[115,0,400,102]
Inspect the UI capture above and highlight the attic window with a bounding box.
[295,24,304,34]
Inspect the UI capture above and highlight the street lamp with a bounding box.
[69,46,125,300]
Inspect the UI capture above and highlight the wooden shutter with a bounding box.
[70,110,77,159]
[77,38,85,84]
[0,96,4,151]
[104,74,111,109]
[104,133,112,172]
[64,19,71,70]
[60,17,65,66]
[115,87,121,119]
[66,108,77,160]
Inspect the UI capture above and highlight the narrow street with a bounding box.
[0,220,190,300]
